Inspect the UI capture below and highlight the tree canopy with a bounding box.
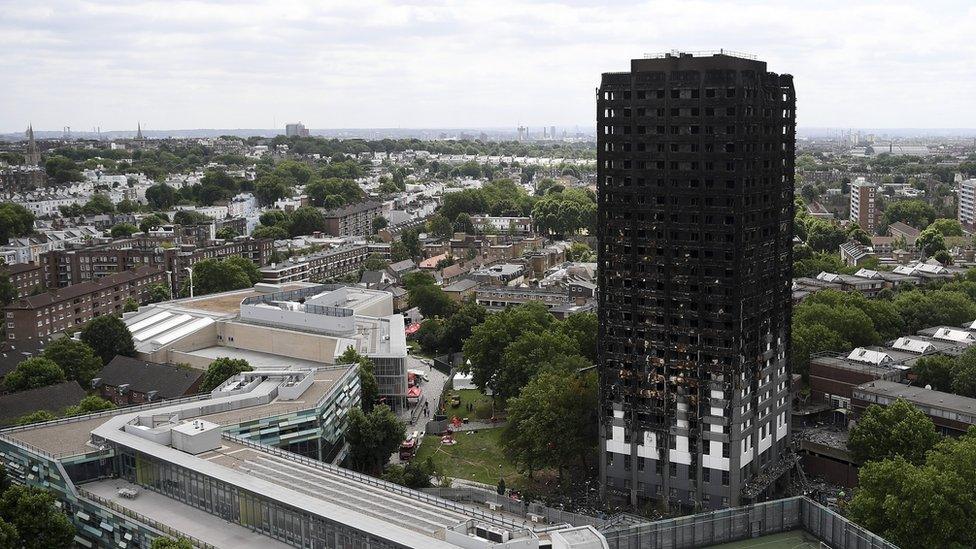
[80,315,136,364]
[848,398,940,465]
[200,358,253,392]
[883,199,936,229]
[41,337,103,386]
[2,357,66,392]
[345,405,404,475]
[337,346,379,411]
[503,367,598,478]
[189,256,261,296]
[0,484,75,549]
[531,188,596,237]
[0,203,35,242]
[847,427,976,549]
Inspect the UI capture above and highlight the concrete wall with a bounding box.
[219,322,342,364]
[240,303,357,335]
[142,322,219,367]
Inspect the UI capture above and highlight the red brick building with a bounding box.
[0,262,44,298]
[3,265,166,342]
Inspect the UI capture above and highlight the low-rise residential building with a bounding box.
[2,265,166,342]
[470,215,533,235]
[471,263,525,286]
[0,262,44,297]
[476,282,597,318]
[839,241,875,267]
[93,355,205,406]
[442,278,481,302]
[41,237,273,293]
[853,379,976,436]
[0,381,86,425]
[888,221,921,246]
[322,200,383,237]
[259,243,369,284]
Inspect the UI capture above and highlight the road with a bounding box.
[390,354,449,465]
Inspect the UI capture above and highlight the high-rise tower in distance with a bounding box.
[596,51,795,510]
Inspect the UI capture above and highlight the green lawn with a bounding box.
[416,428,520,487]
[442,389,495,420]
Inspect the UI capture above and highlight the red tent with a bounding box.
[404,322,421,335]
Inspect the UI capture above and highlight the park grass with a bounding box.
[441,388,495,420]
[416,428,520,487]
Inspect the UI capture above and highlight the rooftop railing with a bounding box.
[78,487,217,549]
[643,49,759,61]
[222,433,529,534]
[241,284,354,317]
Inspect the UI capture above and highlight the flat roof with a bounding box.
[3,369,348,456]
[82,479,293,549]
[175,283,314,316]
[855,379,976,416]
[187,346,328,370]
[709,530,824,548]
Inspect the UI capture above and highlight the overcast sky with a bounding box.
[2,0,975,133]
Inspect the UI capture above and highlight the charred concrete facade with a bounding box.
[597,52,795,510]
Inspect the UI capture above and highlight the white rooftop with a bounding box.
[891,337,936,354]
[933,328,975,343]
[847,348,893,366]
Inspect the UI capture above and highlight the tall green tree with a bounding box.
[912,354,956,392]
[0,203,35,243]
[80,315,136,364]
[139,213,170,233]
[531,188,595,237]
[41,338,102,386]
[3,357,66,391]
[288,206,326,237]
[345,405,404,474]
[927,218,964,236]
[110,223,138,238]
[439,302,487,353]
[408,284,456,319]
[172,210,211,226]
[305,178,363,207]
[65,396,116,416]
[462,302,553,396]
[0,485,75,549]
[848,398,940,465]
[915,227,947,257]
[147,283,172,304]
[337,347,379,411]
[82,194,115,215]
[145,183,178,209]
[200,358,253,392]
[496,330,581,402]
[503,367,598,478]
[190,258,252,296]
[883,199,936,228]
[847,428,976,549]
[951,351,976,398]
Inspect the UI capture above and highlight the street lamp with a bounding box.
[184,267,194,298]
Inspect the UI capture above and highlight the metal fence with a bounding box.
[601,497,897,549]
[221,433,528,533]
[424,486,607,530]
[79,488,217,549]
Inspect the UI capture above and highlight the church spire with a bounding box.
[25,124,41,167]
[135,122,144,141]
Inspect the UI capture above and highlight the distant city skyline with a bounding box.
[2,0,975,133]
